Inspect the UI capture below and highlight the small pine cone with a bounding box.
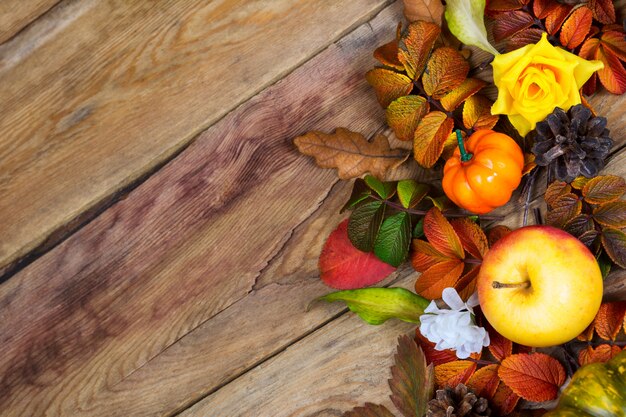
[530,104,613,183]
[427,383,491,417]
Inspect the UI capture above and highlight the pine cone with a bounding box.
[530,104,613,183]
[427,383,491,417]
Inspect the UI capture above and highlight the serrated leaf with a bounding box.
[560,6,593,49]
[365,175,396,199]
[545,181,572,208]
[411,240,449,272]
[563,214,595,237]
[386,95,430,141]
[440,78,487,112]
[533,0,552,18]
[492,382,520,416]
[413,217,425,238]
[578,344,622,366]
[413,111,455,168]
[545,193,582,228]
[450,218,488,259]
[318,287,430,325]
[349,201,386,252]
[319,220,397,289]
[498,353,566,402]
[294,129,409,180]
[415,331,459,365]
[579,229,600,248]
[397,180,429,209]
[343,403,395,417]
[583,175,626,204]
[506,28,544,51]
[444,0,499,56]
[595,44,626,94]
[493,10,534,42]
[414,259,464,299]
[600,31,626,62]
[594,201,626,228]
[424,208,465,259]
[590,0,616,24]
[422,47,469,99]
[594,301,626,341]
[486,323,513,362]
[374,212,412,267]
[399,21,441,79]
[467,364,501,399]
[571,176,591,190]
[487,225,511,246]
[579,37,600,60]
[454,265,481,301]
[463,95,499,130]
[434,360,477,388]
[545,3,573,36]
[366,68,414,108]
[601,227,626,268]
[389,335,434,417]
[341,178,372,213]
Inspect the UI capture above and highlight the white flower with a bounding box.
[419,288,490,359]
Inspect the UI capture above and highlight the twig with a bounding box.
[370,195,505,220]
[523,170,538,226]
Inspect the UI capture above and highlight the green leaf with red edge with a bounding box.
[487,225,512,247]
[578,344,623,366]
[560,6,593,50]
[434,360,477,388]
[450,218,489,259]
[593,201,626,228]
[399,21,441,79]
[411,240,449,272]
[601,227,626,268]
[601,31,626,62]
[545,3,573,36]
[533,0,553,18]
[577,321,595,341]
[506,28,544,51]
[545,181,572,208]
[595,44,626,94]
[319,219,396,289]
[440,78,487,112]
[486,323,513,361]
[455,266,481,301]
[413,111,455,168]
[582,175,626,204]
[348,201,386,252]
[498,353,566,402]
[416,331,458,366]
[571,176,591,190]
[493,10,534,42]
[594,301,626,340]
[590,0,616,24]
[373,23,404,71]
[564,214,595,238]
[366,68,414,108]
[389,335,434,417]
[467,364,501,399]
[386,95,430,141]
[422,47,469,99]
[424,208,465,259]
[343,403,396,417]
[545,193,582,228]
[414,259,465,299]
[492,382,521,416]
[463,95,499,131]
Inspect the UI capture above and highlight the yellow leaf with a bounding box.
[440,78,487,111]
[386,95,430,141]
[365,68,413,108]
[462,95,499,130]
[413,111,454,168]
[398,21,441,79]
[422,47,470,99]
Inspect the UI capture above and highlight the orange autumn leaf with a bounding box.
[544,181,572,208]
[486,324,513,362]
[415,331,458,366]
[373,23,404,71]
[578,344,622,366]
[422,47,469,99]
[462,95,499,131]
[560,6,593,50]
[579,37,600,60]
[413,111,455,168]
[577,321,595,341]
[594,44,626,94]
[365,68,414,108]
[498,353,566,402]
[411,240,448,273]
[533,0,553,19]
[424,208,465,259]
[467,364,501,399]
[594,301,626,340]
[492,382,521,416]
[493,10,535,42]
[440,78,487,112]
[414,259,464,299]
[455,266,480,301]
[601,31,626,62]
[399,21,441,80]
[434,360,477,388]
[450,218,489,259]
[507,28,544,51]
[544,3,573,36]
[386,95,430,141]
[590,0,616,24]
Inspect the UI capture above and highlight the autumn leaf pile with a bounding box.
[577,301,626,365]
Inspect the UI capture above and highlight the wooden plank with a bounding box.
[0,0,392,275]
[0,3,405,415]
[0,0,59,44]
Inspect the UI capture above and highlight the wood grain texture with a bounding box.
[0,0,59,44]
[0,0,393,276]
[0,3,407,415]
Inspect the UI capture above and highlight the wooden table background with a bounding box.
[1,1,625,416]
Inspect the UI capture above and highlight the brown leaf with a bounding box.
[492,382,520,416]
[424,208,465,259]
[411,240,449,272]
[595,44,626,94]
[389,335,434,417]
[545,181,572,208]
[386,95,430,141]
[399,21,441,80]
[374,43,404,72]
[440,78,487,112]
[533,0,553,18]
[416,331,458,366]
[455,266,481,301]
[434,360,477,388]
[600,31,626,62]
[422,47,469,99]
[560,6,593,50]
[294,129,409,180]
[493,11,535,42]
[450,218,488,259]
[403,0,445,25]
[578,344,622,366]
[414,259,464,299]
[545,193,582,228]
[487,225,511,247]
[593,201,626,228]
[563,214,595,237]
[343,403,396,417]
[413,111,454,168]
[582,175,626,204]
[467,364,501,399]
[594,301,626,340]
[365,68,414,108]
[545,3,574,36]
[487,0,523,13]
[601,227,626,268]
[590,0,616,24]
[506,28,544,51]
[463,95,499,131]
[498,353,566,402]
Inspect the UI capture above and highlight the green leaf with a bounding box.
[374,212,412,267]
[341,178,373,213]
[597,252,612,280]
[348,201,386,252]
[317,287,430,325]
[343,403,395,417]
[389,335,434,417]
[444,0,499,56]
[413,217,425,238]
[601,227,626,269]
[364,175,396,199]
[397,180,430,209]
[426,195,454,211]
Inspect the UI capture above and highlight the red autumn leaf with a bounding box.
[590,0,616,24]
[560,6,593,50]
[506,28,544,51]
[416,331,458,366]
[594,301,626,340]
[486,323,513,361]
[487,0,523,13]
[578,344,623,366]
[455,266,481,301]
[493,10,534,42]
[545,3,574,36]
[601,31,626,62]
[533,0,553,19]
[411,240,449,272]
[595,44,626,94]
[450,218,489,259]
[318,219,396,289]
[467,364,501,399]
[498,353,566,402]
[434,360,477,388]
[487,225,511,247]
[583,71,598,95]
[414,259,464,299]
[424,208,465,259]
[492,382,521,416]
[580,37,600,60]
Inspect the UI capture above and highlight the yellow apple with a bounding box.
[477,225,603,347]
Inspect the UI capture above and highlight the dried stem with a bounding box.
[370,195,505,220]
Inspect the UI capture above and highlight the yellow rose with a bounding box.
[491,33,603,137]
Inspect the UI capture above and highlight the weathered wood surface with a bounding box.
[0,0,393,276]
[0,0,59,44]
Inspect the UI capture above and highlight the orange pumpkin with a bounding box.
[442,129,524,214]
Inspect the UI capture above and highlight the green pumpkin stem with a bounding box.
[456,129,473,162]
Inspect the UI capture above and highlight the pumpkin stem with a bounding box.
[456,129,473,162]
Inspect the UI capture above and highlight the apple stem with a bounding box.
[492,281,531,289]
